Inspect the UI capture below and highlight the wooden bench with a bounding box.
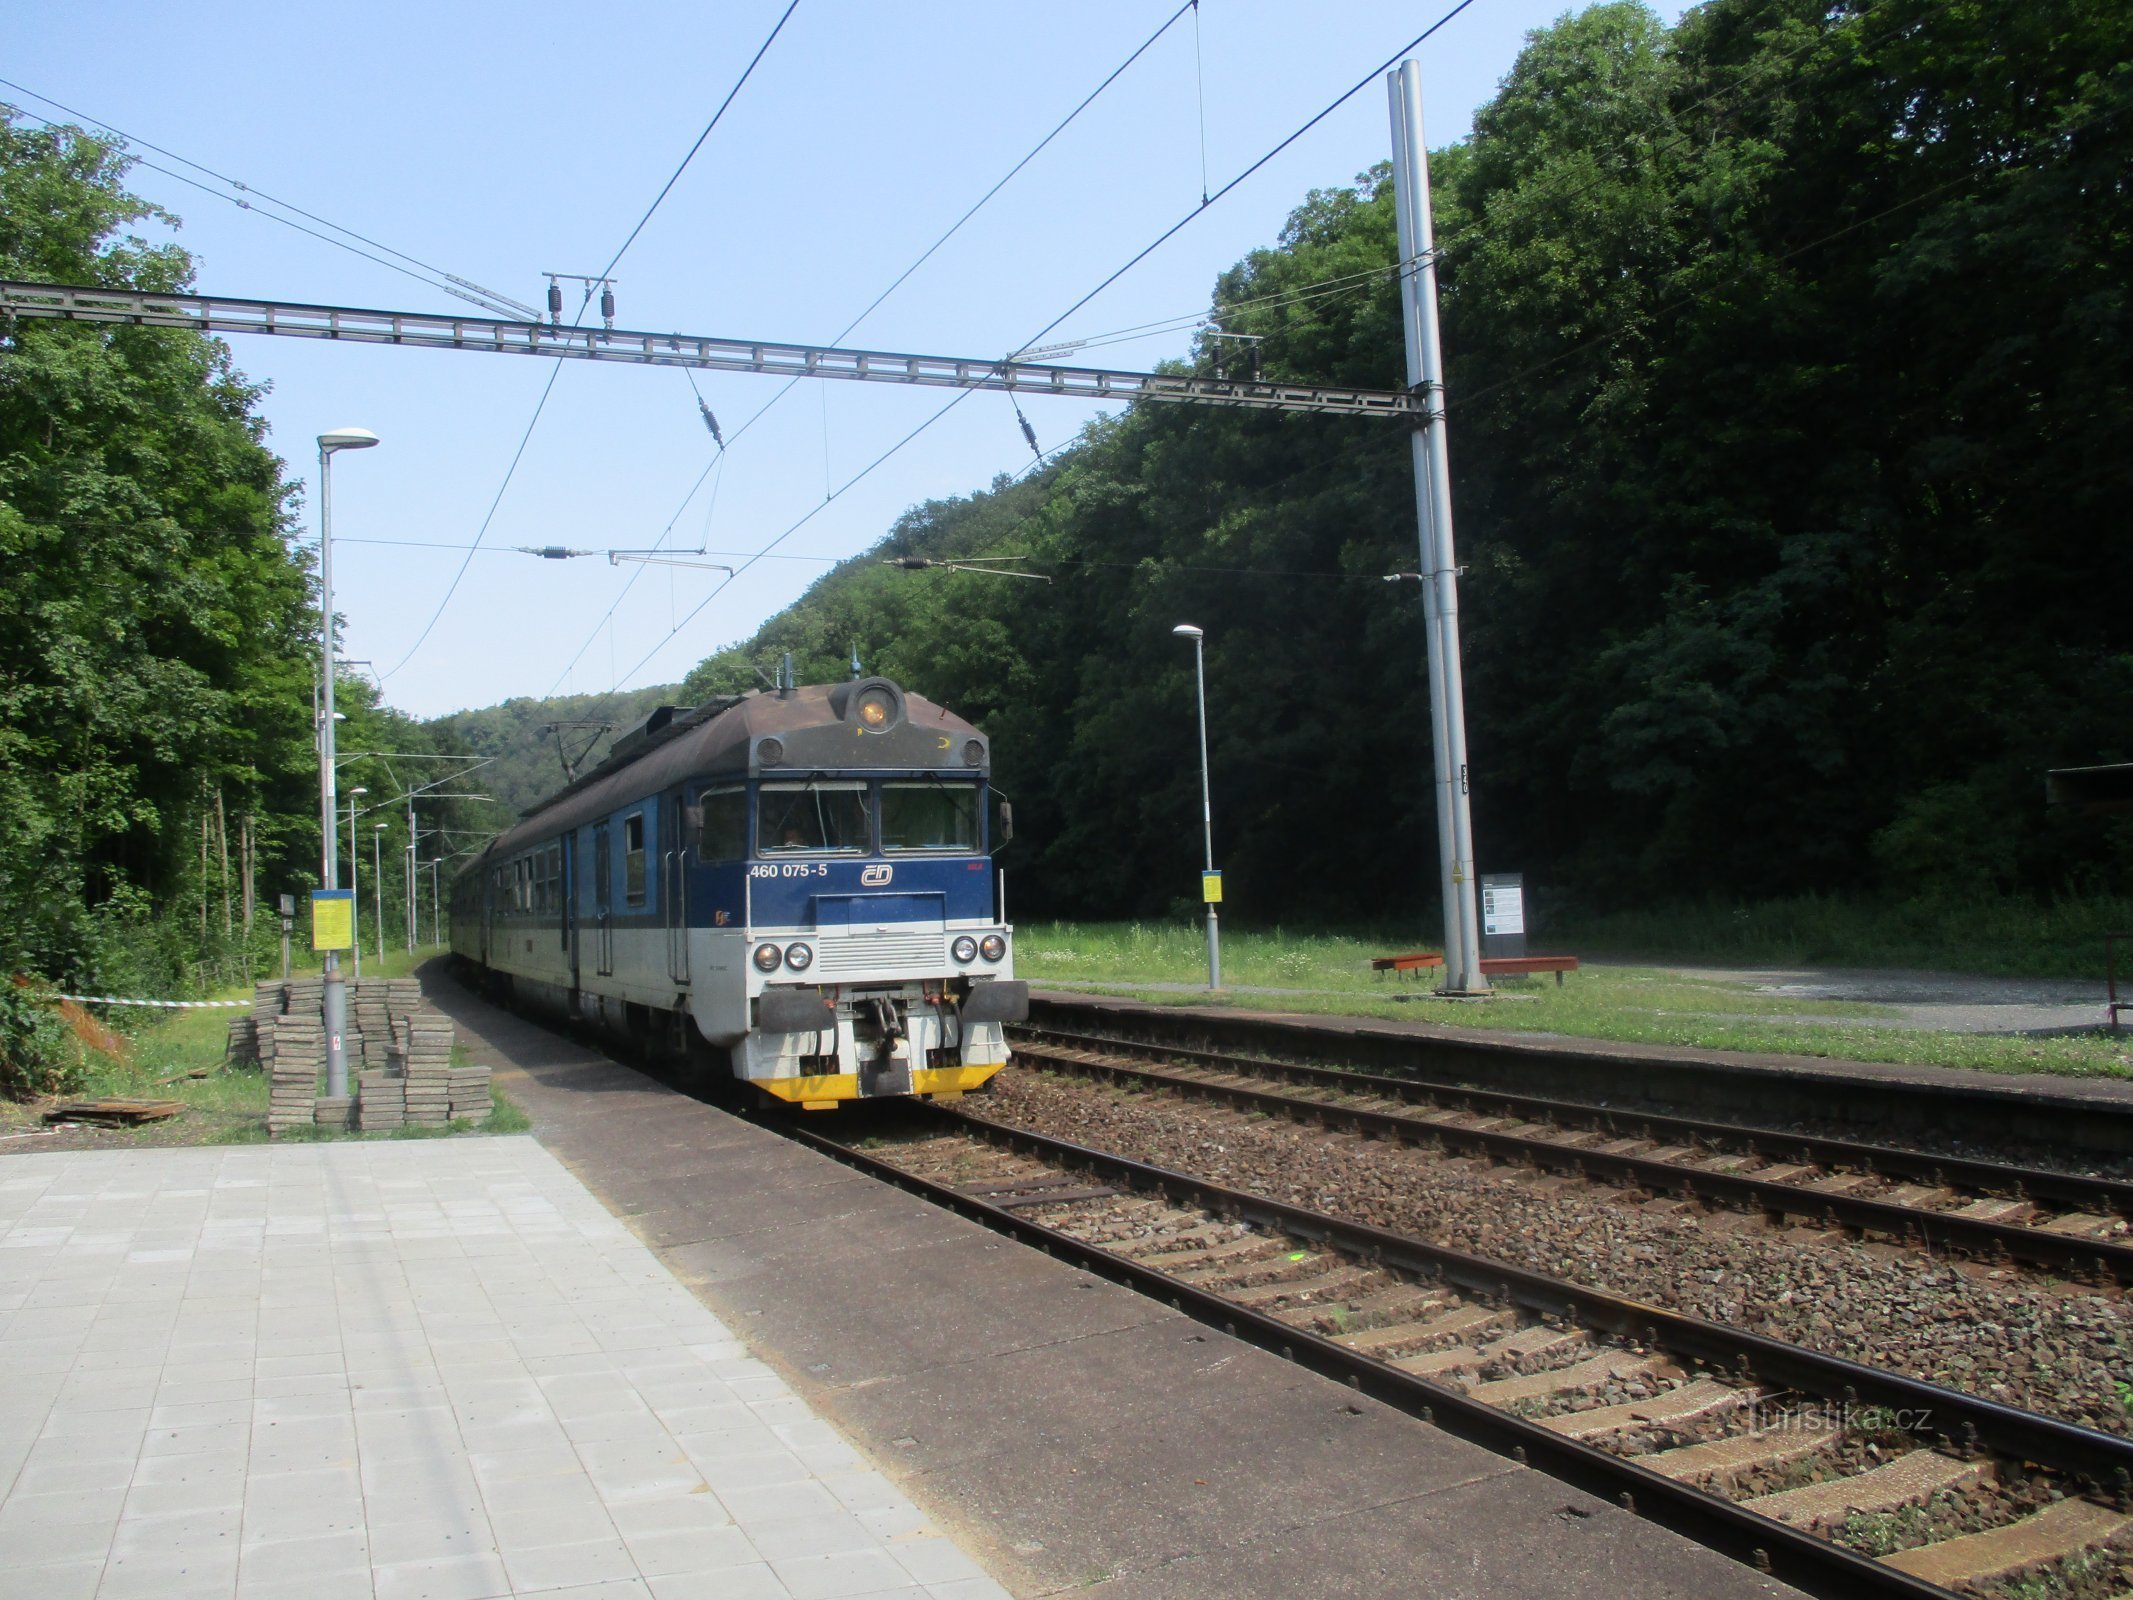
[1371,952,1581,986]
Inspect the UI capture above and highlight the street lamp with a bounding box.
[1172,624,1220,991]
[345,787,368,980]
[373,823,389,969]
[317,425,378,1098]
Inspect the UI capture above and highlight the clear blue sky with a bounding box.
[9,1,1682,718]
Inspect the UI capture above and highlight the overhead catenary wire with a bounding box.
[379,1,800,681]
[543,1,1199,697]
[604,0,1489,692]
[0,79,534,318]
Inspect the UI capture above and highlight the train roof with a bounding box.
[475,678,988,863]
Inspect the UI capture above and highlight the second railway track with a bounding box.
[788,1102,2133,1600]
[1007,1025,2133,1284]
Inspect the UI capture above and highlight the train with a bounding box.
[448,673,1025,1107]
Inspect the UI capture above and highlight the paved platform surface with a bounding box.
[0,1138,1008,1600]
[427,969,1800,1600]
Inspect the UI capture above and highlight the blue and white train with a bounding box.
[448,675,1025,1106]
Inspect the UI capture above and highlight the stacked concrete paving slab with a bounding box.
[396,1013,457,1127]
[264,1013,324,1135]
[238,975,481,1137]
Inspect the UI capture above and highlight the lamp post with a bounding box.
[373,823,388,968]
[345,786,368,979]
[317,426,378,1098]
[1172,624,1220,991]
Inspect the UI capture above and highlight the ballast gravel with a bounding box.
[977,1072,2133,1436]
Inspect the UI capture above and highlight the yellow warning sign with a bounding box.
[310,889,355,951]
[1202,871,1223,905]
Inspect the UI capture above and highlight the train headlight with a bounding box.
[784,942,813,972]
[962,738,984,766]
[752,943,782,973]
[951,935,978,964]
[979,933,1007,963]
[856,687,895,728]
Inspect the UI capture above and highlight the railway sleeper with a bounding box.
[1881,1494,2133,1590]
[1744,1449,1991,1531]
[1540,1377,1755,1440]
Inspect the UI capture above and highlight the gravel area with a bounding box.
[978,1072,2133,1435]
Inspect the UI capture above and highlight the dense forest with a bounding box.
[669,0,2132,926]
[3,0,2128,1039]
[0,112,481,1031]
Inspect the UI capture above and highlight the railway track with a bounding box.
[789,1103,2133,1600]
[1008,1025,2133,1284]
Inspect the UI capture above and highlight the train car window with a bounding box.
[546,844,561,910]
[758,781,871,854]
[623,814,646,905]
[695,787,747,861]
[880,781,980,853]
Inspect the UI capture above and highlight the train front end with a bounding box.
[689,677,1025,1109]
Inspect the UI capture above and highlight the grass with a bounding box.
[0,946,530,1149]
[1014,921,2133,1080]
[1556,892,2133,980]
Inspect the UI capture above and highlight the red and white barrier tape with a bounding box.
[55,994,250,1009]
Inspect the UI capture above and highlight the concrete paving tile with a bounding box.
[0,1508,117,1566]
[747,1511,878,1563]
[682,1444,816,1495]
[717,1479,845,1527]
[162,1358,256,1386]
[621,1524,760,1579]
[235,1565,378,1600]
[366,1513,498,1567]
[255,1370,352,1400]
[922,1580,1012,1600]
[149,1398,252,1430]
[770,1548,916,1600]
[562,1412,676,1450]
[370,1551,511,1600]
[487,1500,621,1553]
[645,1566,788,1600]
[139,1420,249,1458]
[887,1537,989,1587]
[0,1559,103,1600]
[237,1528,370,1583]
[0,1484,128,1529]
[531,1582,653,1600]
[124,1465,246,1517]
[467,1445,585,1488]
[37,1405,149,1441]
[8,1454,133,1496]
[499,1535,638,1592]
[110,1502,241,1561]
[602,1495,735,1541]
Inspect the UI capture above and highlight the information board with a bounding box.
[310,888,355,952]
[1202,871,1224,905]
[1480,873,1526,959]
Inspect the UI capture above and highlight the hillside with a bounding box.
[427,686,682,818]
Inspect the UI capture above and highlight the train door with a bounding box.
[562,831,578,990]
[665,792,691,986]
[593,823,613,977]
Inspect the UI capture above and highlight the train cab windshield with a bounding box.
[880,780,979,853]
[759,781,871,853]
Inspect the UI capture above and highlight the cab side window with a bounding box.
[696,788,746,862]
[623,814,646,906]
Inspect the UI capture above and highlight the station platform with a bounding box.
[424,969,1798,1599]
[0,1135,1008,1599]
